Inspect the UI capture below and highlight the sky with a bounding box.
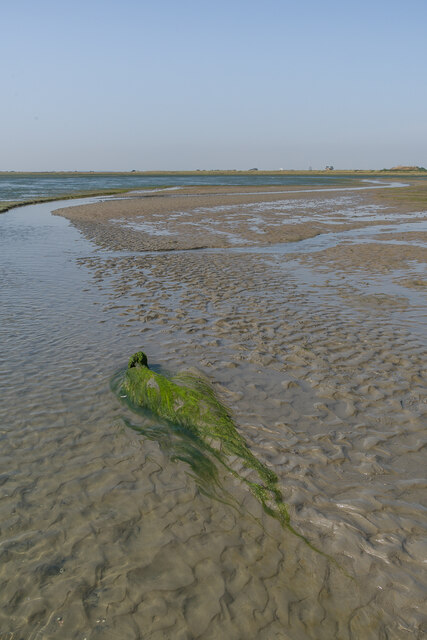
[1,0,426,171]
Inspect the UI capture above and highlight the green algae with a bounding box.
[121,351,294,531]
[115,351,354,574]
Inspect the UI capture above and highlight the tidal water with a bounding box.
[0,193,426,639]
[0,172,396,202]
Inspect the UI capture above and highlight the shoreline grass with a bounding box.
[0,188,137,214]
[1,169,427,177]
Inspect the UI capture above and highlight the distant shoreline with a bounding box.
[0,188,133,214]
[1,169,427,177]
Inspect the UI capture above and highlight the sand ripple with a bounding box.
[1,191,426,638]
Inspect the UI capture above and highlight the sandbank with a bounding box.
[49,182,427,636]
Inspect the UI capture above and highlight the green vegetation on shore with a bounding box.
[0,188,134,214]
[1,168,427,177]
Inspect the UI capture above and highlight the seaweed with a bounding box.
[121,351,297,531]
[115,350,353,573]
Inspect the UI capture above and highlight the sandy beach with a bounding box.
[47,182,427,636]
[0,182,425,638]
[54,182,424,251]
[3,0,426,631]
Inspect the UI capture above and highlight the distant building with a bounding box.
[248,168,259,171]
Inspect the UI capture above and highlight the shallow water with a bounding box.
[1,195,426,638]
[0,173,370,202]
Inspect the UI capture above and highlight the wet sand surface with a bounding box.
[55,183,413,251]
[1,184,426,638]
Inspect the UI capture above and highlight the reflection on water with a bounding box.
[0,195,426,638]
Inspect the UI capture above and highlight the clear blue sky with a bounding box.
[1,0,426,170]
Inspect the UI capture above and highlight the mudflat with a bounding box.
[13,182,424,637]
[55,181,426,251]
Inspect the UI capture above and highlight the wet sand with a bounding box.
[55,183,419,251]
[1,185,426,638]
[54,183,427,637]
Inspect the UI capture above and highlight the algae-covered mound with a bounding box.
[122,350,292,528]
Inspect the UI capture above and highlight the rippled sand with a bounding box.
[1,186,426,638]
[55,183,422,251]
